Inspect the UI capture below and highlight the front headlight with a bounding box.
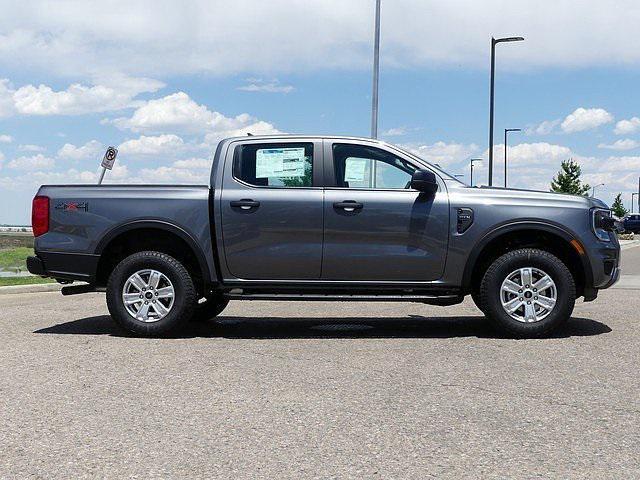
[592,208,614,241]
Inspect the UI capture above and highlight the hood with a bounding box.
[446,182,608,210]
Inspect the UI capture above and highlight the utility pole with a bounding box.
[488,36,524,186]
[370,0,381,139]
[470,158,482,187]
[504,128,521,187]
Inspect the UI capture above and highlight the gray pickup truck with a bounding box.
[28,135,620,337]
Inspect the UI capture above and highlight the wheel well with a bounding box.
[96,228,206,293]
[469,229,586,297]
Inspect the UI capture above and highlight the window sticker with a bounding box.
[344,157,369,182]
[256,147,306,178]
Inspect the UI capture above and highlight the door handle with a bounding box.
[333,201,363,212]
[230,199,260,210]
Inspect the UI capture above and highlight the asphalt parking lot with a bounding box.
[2,247,640,479]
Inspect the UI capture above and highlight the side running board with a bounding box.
[223,293,464,306]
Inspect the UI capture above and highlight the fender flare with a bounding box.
[95,219,212,284]
[461,220,593,290]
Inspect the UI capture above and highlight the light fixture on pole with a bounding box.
[488,36,524,187]
[370,0,381,139]
[503,128,521,187]
[470,158,482,187]
[591,183,604,197]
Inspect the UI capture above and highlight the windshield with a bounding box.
[387,144,466,184]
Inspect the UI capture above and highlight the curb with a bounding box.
[621,240,640,250]
[0,283,62,295]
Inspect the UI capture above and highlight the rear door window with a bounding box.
[233,143,313,187]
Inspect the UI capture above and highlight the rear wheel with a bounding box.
[106,251,196,336]
[480,248,575,338]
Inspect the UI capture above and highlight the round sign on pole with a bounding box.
[101,146,118,170]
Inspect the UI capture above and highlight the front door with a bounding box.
[322,141,449,282]
[220,139,323,280]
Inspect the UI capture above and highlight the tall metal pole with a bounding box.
[487,36,524,187]
[504,128,521,187]
[503,128,507,187]
[488,38,496,186]
[370,0,381,139]
[632,193,638,212]
[637,176,640,212]
[470,158,482,187]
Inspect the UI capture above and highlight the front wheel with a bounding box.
[480,248,575,338]
[106,251,196,336]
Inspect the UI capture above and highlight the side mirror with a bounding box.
[410,169,438,194]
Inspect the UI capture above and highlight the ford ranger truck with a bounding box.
[27,135,620,337]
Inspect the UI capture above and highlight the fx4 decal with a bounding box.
[55,202,89,212]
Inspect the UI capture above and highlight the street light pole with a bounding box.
[488,36,524,186]
[370,0,381,139]
[632,193,638,212]
[504,128,521,187]
[591,183,604,197]
[470,158,482,187]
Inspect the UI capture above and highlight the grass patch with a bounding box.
[0,233,34,249]
[0,247,34,271]
[0,276,55,287]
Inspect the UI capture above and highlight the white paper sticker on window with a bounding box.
[256,147,306,178]
[344,157,369,182]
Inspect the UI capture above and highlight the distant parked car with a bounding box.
[623,213,640,233]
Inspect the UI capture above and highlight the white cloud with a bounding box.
[0,134,12,143]
[11,76,163,116]
[489,142,573,166]
[237,79,294,94]
[118,134,185,156]
[0,76,164,117]
[18,144,45,152]
[7,154,55,170]
[0,151,4,169]
[382,127,408,137]
[0,79,15,117]
[402,141,478,168]
[138,165,209,184]
[172,157,211,169]
[560,108,613,133]
[525,119,561,136]
[2,1,640,77]
[597,139,640,151]
[614,117,640,135]
[57,140,103,161]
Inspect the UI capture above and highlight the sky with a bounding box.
[1,0,640,224]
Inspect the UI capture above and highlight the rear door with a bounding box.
[220,139,324,280]
[321,140,449,282]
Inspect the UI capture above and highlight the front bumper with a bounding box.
[601,265,620,289]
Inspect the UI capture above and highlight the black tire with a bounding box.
[106,251,196,336]
[191,294,229,322]
[480,248,575,338]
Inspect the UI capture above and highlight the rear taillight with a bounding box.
[32,196,50,237]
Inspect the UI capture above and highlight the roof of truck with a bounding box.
[223,134,388,143]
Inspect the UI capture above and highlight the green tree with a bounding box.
[550,159,590,196]
[611,193,628,218]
